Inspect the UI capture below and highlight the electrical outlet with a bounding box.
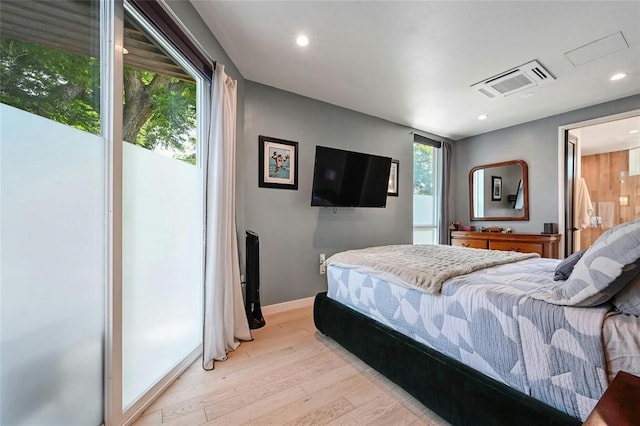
[320,253,326,263]
[320,264,326,275]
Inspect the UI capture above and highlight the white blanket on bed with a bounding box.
[325,244,539,294]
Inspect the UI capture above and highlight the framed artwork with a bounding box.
[491,176,502,201]
[388,159,399,196]
[258,135,298,190]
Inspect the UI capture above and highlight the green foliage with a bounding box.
[413,143,434,195]
[0,37,101,134]
[134,74,197,164]
[1,37,198,165]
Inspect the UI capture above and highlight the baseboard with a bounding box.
[262,296,315,315]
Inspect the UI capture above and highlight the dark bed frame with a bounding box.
[313,292,581,426]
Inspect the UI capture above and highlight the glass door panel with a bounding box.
[121,5,203,410]
[0,1,104,423]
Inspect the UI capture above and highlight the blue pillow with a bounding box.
[554,249,586,281]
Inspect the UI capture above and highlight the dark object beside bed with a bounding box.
[313,292,580,426]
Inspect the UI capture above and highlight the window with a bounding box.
[413,142,440,244]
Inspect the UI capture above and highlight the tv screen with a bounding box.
[311,146,392,207]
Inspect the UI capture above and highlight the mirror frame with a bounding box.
[469,159,529,221]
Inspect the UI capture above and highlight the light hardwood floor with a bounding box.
[132,298,449,425]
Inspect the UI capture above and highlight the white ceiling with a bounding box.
[190,1,640,141]
[572,115,640,156]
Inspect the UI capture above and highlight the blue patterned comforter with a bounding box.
[326,257,610,420]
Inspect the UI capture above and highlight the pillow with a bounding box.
[553,249,586,281]
[612,273,640,316]
[532,218,640,306]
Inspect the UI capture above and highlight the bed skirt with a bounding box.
[313,292,581,426]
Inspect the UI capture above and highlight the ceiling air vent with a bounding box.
[471,60,555,98]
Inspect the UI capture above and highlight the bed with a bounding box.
[313,219,640,425]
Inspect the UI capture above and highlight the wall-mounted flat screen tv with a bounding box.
[310,145,392,207]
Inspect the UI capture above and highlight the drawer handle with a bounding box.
[510,247,521,252]
[462,243,470,247]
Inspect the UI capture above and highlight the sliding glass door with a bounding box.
[120,2,205,414]
[1,1,208,423]
[0,1,104,423]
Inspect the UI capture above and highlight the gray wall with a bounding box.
[244,82,440,305]
[166,0,249,270]
[453,94,640,235]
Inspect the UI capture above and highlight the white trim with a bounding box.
[104,0,124,424]
[262,297,315,315]
[558,109,640,133]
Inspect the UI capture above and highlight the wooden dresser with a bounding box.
[450,231,560,259]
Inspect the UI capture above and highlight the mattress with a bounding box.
[326,257,638,420]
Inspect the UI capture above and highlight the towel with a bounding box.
[599,202,615,228]
[575,177,594,229]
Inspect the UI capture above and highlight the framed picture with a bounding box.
[258,135,298,190]
[491,176,502,201]
[388,159,399,196]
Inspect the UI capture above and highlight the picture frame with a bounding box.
[258,135,298,190]
[491,176,502,201]
[388,159,399,196]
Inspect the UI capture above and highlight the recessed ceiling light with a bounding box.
[629,129,639,134]
[610,73,627,81]
[478,114,488,120]
[296,35,309,47]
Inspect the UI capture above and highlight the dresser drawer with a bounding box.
[450,231,560,258]
[489,241,543,256]
[452,238,488,249]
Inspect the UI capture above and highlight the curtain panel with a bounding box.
[202,65,251,370]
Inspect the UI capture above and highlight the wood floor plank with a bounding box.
[204,385,307,424]
[162,351,342,422]
[248,373,370,425]
[131,299,449,426]
[162,408,207,426]
[328,391,402,425]
[282,397,356,426]
[201,353,343,421]
[145,340,329,414]
[367,403,423,425]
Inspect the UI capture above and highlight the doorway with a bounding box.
[562,111,640,256]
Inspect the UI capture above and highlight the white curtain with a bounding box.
[203,65,252,370]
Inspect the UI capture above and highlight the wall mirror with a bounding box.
[469,160,529,221]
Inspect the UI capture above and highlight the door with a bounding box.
[565,132,578,257]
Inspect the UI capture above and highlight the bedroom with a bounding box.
[1,0,639,425]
